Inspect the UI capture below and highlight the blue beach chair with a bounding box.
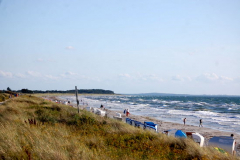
[125,118,132,125]
[144,121,158,132]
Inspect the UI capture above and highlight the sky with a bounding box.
[0,0,240,95]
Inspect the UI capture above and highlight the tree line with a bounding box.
[1,87,114,94]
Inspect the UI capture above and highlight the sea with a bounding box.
[59,94,240,134]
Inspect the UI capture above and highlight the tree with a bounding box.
[7,87,11,91]
[21,89,33,93]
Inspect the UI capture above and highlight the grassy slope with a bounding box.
[0,93,10,102]
[0,95,237,160]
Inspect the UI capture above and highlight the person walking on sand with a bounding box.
[231,134,236,156]
[183,118,186,126]
[126,109,130,117]
[199,119,203,127]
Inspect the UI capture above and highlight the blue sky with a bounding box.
[0,0,240,95]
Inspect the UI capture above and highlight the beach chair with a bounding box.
[125,118,132,125]
[208,136,236,155]
[164,129,187,138]
[85,107,92,112]
[116,112,121,118]
[113,116,122,121]
[144,121,158,132]
[113,112,122,121]
[138,122,145,129]
[131,120,137,127]
[93,108,98,113]
[133,120,141,127]
[95,109,106,117]
[186,132,205,147]
[145,125,158,132]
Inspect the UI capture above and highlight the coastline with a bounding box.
[46,95,240,156]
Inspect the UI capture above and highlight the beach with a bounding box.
[106,108,240,146]
[46,95,240,156]
[94,107,240,157]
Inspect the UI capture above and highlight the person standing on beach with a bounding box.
[126,109,130,117]
[199,119,203,127]
[183,118,186,126]
[231,134,236,156]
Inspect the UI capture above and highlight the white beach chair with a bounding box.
[95,109,106,117]
[208,136,236,154]
[85,107,92,112]
[113,112,122,121]
[186,132,205,147]
[93,108,98,113]
[192,133,205,147]
[116,112,121,118]
[113,116,122,121]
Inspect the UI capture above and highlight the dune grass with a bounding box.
[0,93,10,102]
[0,95,238,160]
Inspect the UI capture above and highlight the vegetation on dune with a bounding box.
[0,93,10,102]
[0,95,238,160]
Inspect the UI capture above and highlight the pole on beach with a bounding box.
[75,86,80,113]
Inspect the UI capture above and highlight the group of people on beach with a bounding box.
[9,93,20,98]
[183,118,203,127]
[123,109,130,117]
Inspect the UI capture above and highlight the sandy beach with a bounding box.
[47,96,240,156]
[102,107,240,156]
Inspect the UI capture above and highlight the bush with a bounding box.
[0,93,9,102]
[35,109,57,124]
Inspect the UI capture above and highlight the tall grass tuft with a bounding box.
[0,93,10,102]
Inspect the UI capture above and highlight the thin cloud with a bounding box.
[36,58,55,62]
[59,71,101,82]
[119,73,163,82]
[60,71,78,78]
[172,75,184,81]
[65,71,77,75]
[219,76,233,81]
[119,73,132,78]
[145,74,164,82]
[196,73,233,83]
[171,75,192,82]
[37,58,44,62]
[26,71,42,77]
[15,73,26,78]
[65,46,74,50]
[45,75,59,80]
[0,70,13,78]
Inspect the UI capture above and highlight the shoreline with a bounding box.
[45,95,240,156]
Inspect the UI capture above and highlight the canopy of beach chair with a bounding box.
[175,130,187,138]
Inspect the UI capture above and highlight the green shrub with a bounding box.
[35,109,57,124]
[0,93,9,102]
